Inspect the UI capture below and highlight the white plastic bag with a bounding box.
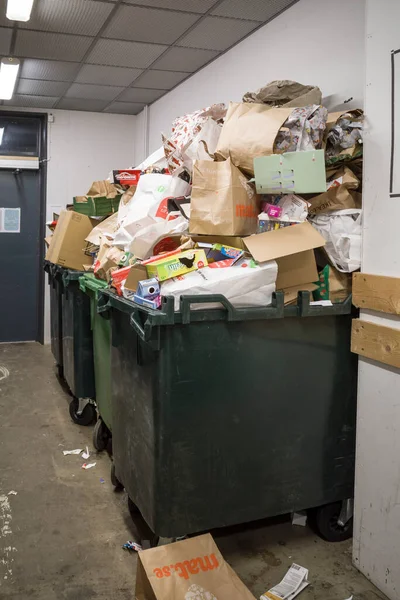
[129,214,189,259]
[118,173,172,228]
[161,258,278,311]
[309,209,362,272]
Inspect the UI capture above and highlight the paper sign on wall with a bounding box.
[0,208,21,233]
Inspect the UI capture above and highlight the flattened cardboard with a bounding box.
[276,250,318,289]
[244,221,325,263]
[124,264,148,293]
[46,210,94,270]
[282,282,318,305]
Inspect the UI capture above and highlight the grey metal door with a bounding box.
[0,114,47,342]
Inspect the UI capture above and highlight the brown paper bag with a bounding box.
[308,166,361,215]
[189,158,259,236]
[215,102,293,175]
[135,534,255,600]
[242,80,322,107]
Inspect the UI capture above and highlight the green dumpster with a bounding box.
[44,260,64,379]
[61,268,96,426]
[80,274,112,451]
[100,289,357,543]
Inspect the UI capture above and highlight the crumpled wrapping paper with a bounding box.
[243,79,322,107]
[274,105,328,153]
[162,103,226,175]
[326,109,364,165]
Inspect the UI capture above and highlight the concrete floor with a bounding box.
[0,343,386,600]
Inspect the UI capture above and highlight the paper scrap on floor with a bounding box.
[82,462,96,470]
[261,563,309,600]
[291,511,307,526]
[82,446,90,460]
[63,449,83,456]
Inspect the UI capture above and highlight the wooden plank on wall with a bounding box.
[351,319,400,369]
[353,273,400,314]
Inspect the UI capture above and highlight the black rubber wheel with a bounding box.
[92,418,110,451]
[69,398,96,426]
[309,501,353,542]
[128,497,159,548]
[110,463,123,491]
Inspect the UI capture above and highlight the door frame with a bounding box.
[0,110,48,343]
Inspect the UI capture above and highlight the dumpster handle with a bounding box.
[130,309,152,342]
[180,294,236,324]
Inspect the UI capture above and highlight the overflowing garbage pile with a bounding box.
[45,79,363,311]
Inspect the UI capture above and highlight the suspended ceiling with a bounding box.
[0,0,299,115]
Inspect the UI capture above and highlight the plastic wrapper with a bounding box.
[309,209,362,272]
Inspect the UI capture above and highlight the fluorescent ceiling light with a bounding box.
[6,0,35,22]
[0,128,4,145]
[0,58,20,100]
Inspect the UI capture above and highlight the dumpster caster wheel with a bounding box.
[127,497,159,548]
[111,463,123,491]
[93,418,110,451]
[310,501,353,542]
[69,398,96,426]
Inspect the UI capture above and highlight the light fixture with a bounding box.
[0,128,4,145]
[0,58,20,100]
[6,0,35,22]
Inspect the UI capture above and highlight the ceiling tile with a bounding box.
[132,69,188,89]
[57,98,110,111]
[0,27,12,54]
[4,95,59,108]
[17,79,70,96]
[19,0,114,36]
[104,102,146,115]
[178,16,258,51]
[87,39,168,68]
[20,59,79,82]
[118,88,165,103]
[151,46,218,72]
[123,0,216,12]
[103,5,199,44]
[65,83,124,101]
[212,0,296,21]
[14,30,93,62]
[75,64,143,87]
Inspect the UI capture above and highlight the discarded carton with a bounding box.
[146,249,208,282]
[85,212,119,246]
[73,180,122,217]
[124,264,148,295]
[244,222,325,264]
[135,533,255,600]
[282,283,318,305]
[46,210,94,270]
[276,250,319,290]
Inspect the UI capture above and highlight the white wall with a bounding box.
[0,107,136,343]
[353,1,400,598]
[137,0,365,158]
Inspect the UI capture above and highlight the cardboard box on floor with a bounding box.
[45,209,94,270]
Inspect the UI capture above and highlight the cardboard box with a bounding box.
[45,210,94,270]
[276,250,318,290]
[146,249,208,282]
[282,282,318,305]
[244,222,324,290]
[124,264,150,294]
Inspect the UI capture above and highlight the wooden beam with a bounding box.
[351,319,400,369]
[353,273,400,314]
